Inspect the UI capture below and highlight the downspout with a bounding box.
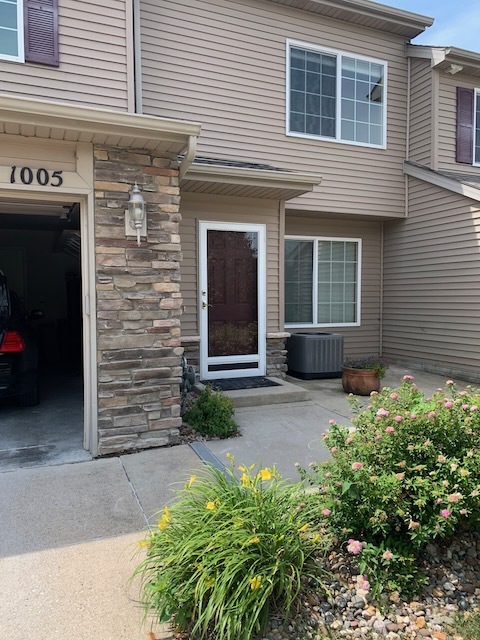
[379,221,384,357]
[133,0,143,114]
[179,135,198,179]
[405,55,411,219]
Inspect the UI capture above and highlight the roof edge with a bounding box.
[407,45,480,70]
[184,162,322,189]
[0,93,202,142]
[404,161,480,202]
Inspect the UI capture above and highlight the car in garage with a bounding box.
[0,273,41,406]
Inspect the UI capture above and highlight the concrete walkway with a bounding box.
[0,365,457,639]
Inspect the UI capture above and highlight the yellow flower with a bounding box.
[250,575,262,590]
[459,468,470,477]
[247,536,260,545]
[299,523,310,532]
[259,468,273,481]
[238,465,247,472]
[206,501,216,510]
[312,534,321,543]
[187,475,196,488]
[205,577,215,587]
[226,453,234,462]
[240,474,251,488]
[137,539,150,547]
[157,506,171,529]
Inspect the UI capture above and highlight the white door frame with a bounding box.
[198,221,266,380]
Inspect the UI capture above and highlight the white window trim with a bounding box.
[0,0,24,63]
[285,39,387,150]
[284,235,362,329]
[474,89,480,167]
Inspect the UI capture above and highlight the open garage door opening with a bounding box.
[0,198,90,470]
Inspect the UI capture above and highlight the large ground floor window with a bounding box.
[285,236,361,327]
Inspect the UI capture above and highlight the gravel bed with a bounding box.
[262,533,480,640]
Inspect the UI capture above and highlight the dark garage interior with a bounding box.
[0,198,89,470]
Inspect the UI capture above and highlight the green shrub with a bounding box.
[183,385,238,438]
[135,459,326,640]
[302,376,480,596]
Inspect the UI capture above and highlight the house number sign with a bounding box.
[10,166,64,187]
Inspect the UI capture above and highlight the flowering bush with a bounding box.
[135,458,326,640]
[303,377,480,595]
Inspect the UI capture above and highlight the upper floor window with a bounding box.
[285,237,361,327]
[286,40,387,149]
[0,0,24,62]
[0,0,59,66]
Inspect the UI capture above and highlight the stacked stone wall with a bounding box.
[94,147,183,454]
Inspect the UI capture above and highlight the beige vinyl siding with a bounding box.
[383,177,480,378]
[180,192,282,337]
[438,72,480,174]
[0,0,130,110]
[284,215,382,356]
[141,0,409,218]
[409,59,432,166]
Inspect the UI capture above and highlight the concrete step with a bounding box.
[193,377,310,408]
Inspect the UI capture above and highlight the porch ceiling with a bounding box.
[0,94,201,154]
[181,161,322,201]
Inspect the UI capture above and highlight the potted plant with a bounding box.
[341,357,386,396]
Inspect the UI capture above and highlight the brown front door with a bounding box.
[199,222,266,380]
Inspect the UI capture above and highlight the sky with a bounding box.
[374,0,480,52]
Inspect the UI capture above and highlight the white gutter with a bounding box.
[404,163,480,202]
[133,0,143,114]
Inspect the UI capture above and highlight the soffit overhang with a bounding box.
[407,45,480,79]
[181,162,322,201]
[0,94,201,154]
[267,0,433,38]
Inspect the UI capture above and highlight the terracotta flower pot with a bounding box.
[341,366,381,396]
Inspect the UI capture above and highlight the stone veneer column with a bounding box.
[94,147,183,455]
[266,332,290,378]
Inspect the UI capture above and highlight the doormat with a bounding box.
[201,376,281,392]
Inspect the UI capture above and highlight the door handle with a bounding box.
[202,301,212,309]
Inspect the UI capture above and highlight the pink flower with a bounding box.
[329,419,337,425]
[437,498,443,504]
[403,375,414,381]
[446,380,454,386]
[390,393,399,400]
[376,408,390,417]
[382,550,394,561]
[322,508,331,517]
[346,436,354,444]
[385,426,395,434]
[351,462,363,471]
[330,447,337,454]
[447,493,462,503]
[459,391,467,396]
[346,539,363,555]
[470,406,478,413]
[428,411,436,418]
[375,434,382,440]
[440,509,451,518]
[444,401,453,409]
[325,472,331,478]
[462,404,469,410]
[356,575,370,592]
[408,520,420,530]
[410,414,417,419]
[395,473,405,481]
[394,415,403,423]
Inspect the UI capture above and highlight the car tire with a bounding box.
[18,383,39,407]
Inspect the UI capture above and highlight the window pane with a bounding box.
[285,240,313,323]
[289,47,336,138]
[0,27,18,56]
[316,240,358,325]
[341,55,385,145]
[0,0,18,58]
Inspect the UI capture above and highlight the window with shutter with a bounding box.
[456,87,475,164]
[24,0,58,66]
[0,0,58,65]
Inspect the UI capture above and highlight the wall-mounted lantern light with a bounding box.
[125,182,146,246]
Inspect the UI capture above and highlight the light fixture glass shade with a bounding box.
[126,182,146,246]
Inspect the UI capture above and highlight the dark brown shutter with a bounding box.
[24,0,59,67]
[456,87,474,164]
